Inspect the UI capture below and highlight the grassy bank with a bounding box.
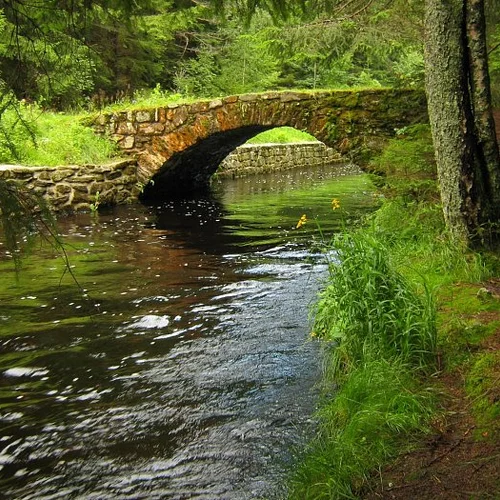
[290,125,500,498]
[247,127,317,144]
[0,99,118,166]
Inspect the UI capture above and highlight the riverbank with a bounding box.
[290,124,500,498]
[365,277,500,498]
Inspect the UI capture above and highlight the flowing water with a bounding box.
[0,164,376,499]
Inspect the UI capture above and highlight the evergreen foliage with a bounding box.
[0,179,60,273]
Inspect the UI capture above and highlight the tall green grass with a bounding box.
[290,229,438,498]
[314,231,437,379]
[0,100,118,166]
[290,360,435,499]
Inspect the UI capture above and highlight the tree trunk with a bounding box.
[424,0,500,244]
[466,0,500,213]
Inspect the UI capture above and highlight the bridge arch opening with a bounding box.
[140,125,281,201]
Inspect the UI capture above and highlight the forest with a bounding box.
[1,0,499,241]
[0,0,495,108]
[0,0,434,107]
[1,1,500,498]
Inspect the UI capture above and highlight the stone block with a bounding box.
[111,134,124,143]
[118,175,137,185]
[71,174,97,183]
[116,122,137,135]
[190,101,209,113]
[34,179,55,187]
[261,92,280,100]
[172,107,189,127]
[121,136,135,149]
[72,183,90,194]
[105,169,123,180]
[34,170,55,181]
[155,108,166,122]
[280,92,309,102]
[54,183,72,195]
[138,123,165,135]
[239,94,258,102]
[209,99,223,109]
[51,169,74,182]
[135,110,151,123]
[90,181,114,194]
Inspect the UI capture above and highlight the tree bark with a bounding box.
[424,0,500,244]
[466,0,500,213]
[425,0,475,242]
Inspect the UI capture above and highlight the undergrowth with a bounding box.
[0,99,118,166]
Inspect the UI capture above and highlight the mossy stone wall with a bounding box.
[0,160,140,212]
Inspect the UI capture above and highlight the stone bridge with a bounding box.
[90,89,427,199]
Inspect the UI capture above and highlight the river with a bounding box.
[0,164,376,499]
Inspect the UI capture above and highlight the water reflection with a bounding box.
[0,164,376,499]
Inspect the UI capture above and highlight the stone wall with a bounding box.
[0,159,140,212]
[217,141,341,178]
[0,142,342,211]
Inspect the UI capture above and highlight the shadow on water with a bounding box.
[0,164,377,499]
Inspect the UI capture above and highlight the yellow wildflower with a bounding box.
[331,198,341,210]
[296,214,307,229]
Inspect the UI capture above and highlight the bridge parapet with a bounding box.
[90,89,427,198]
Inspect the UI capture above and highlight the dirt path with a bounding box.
[363,366,500,499]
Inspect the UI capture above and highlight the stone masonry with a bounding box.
[0,143,339,211]
[0,89,428,210]
[217,141,340,178]
[89,89,427,198]
[0,160,140,212]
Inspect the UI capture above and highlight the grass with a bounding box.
[290,121,499,498]
[97,85,386,113]
[97,85,195,112]
[466,351,500,437]
[0,101,118,166]
[246,127,318,144]
[290,360,435,499]
[313,231,437,378]
[290,218,441,499]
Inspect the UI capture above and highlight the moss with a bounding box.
[367,124,438,201]
[466,351,500,438]
[342,91,360,107]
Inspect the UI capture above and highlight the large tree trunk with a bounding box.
[424,0,500,244]
[466,0,500,212]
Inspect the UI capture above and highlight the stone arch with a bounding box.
[91,89,428,200]
[140,125,273,200]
